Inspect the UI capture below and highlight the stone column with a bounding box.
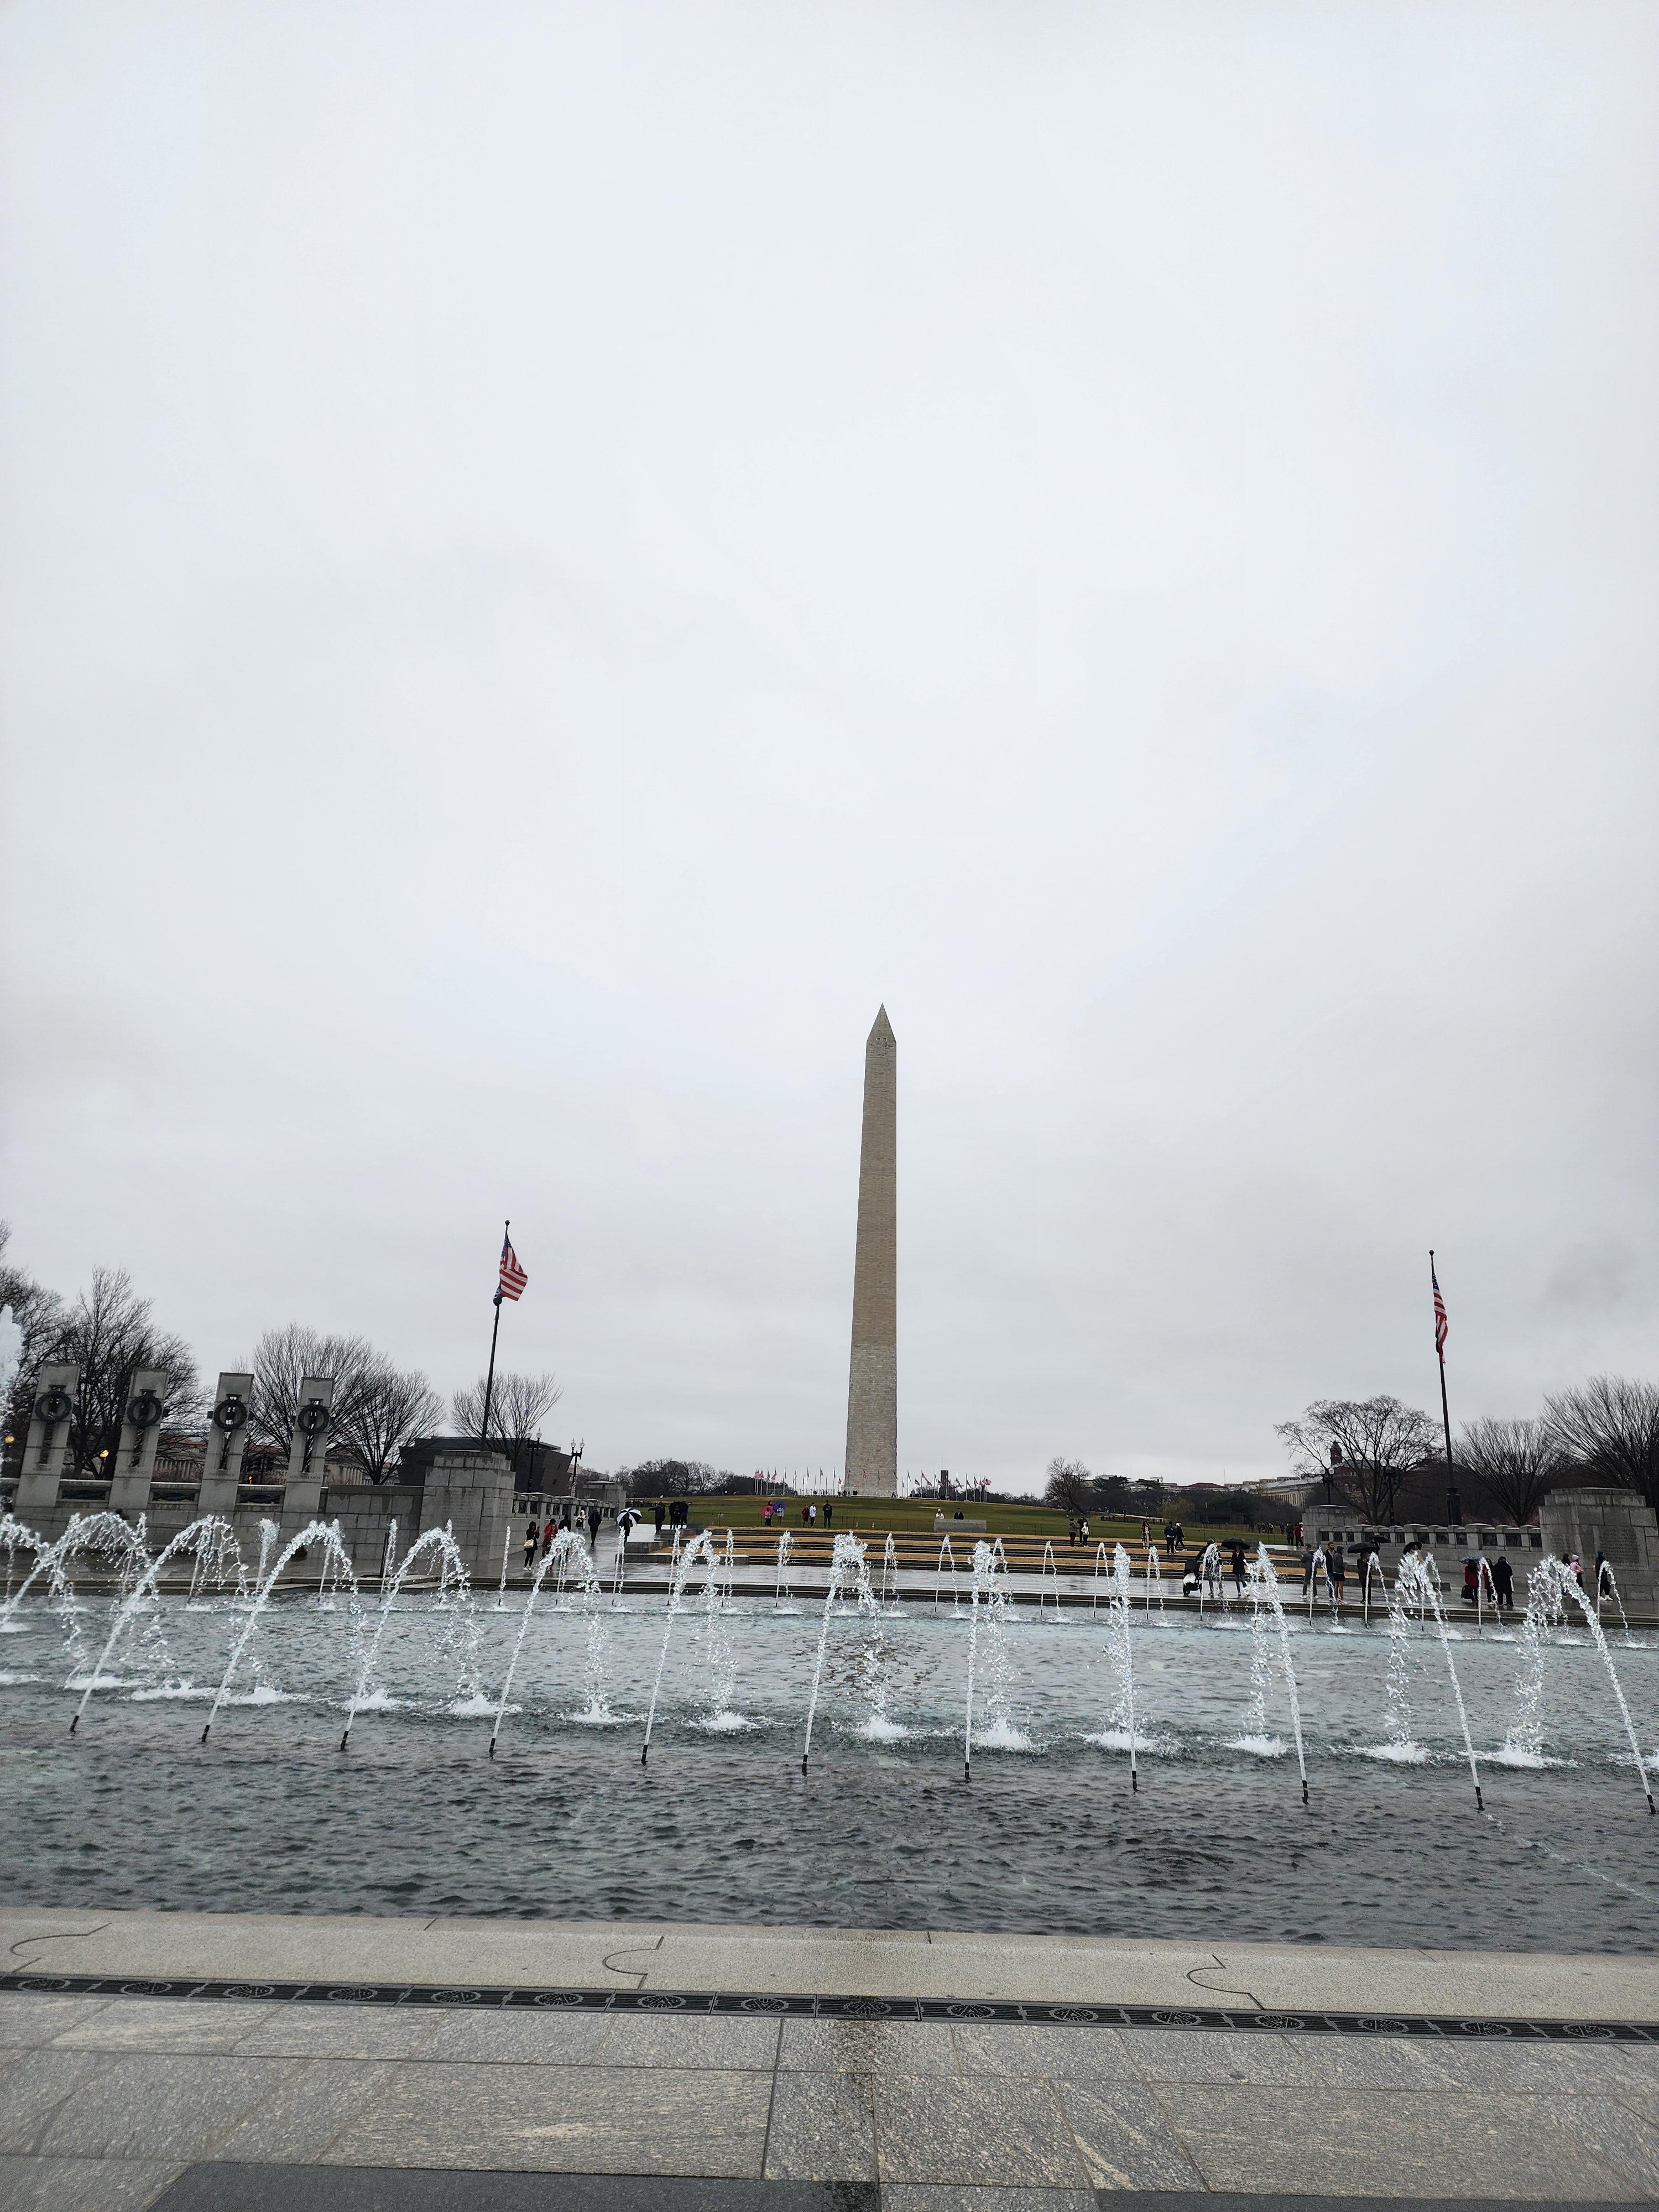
[197,1373,255,1516]
[108,1369,169,1515]
[283,1375,336,1526]
[14,1363,80,1523]
[420,1448,515,1580]
[844,1005,898,1497]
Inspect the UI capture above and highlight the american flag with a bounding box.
[498,1230,528,1303]
[1431,1256,1448,1358]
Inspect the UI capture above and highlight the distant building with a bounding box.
[396,1434,577,1494]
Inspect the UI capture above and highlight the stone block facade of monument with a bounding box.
[844,1005,897,1495]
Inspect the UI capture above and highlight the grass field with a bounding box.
[632,1493,1287,1547]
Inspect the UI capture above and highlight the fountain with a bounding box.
[1504,1556,1654,1815]
[880,1533,900,1608]
[641,1530,720,1764]
[1,1511,152,1635]
[1085,1541,1140,1790]
[961,1538,1029,1778]
[1039,1540,1061,1618]
[1244,1544,1308,1803]
[933,1536,959,1613]
[801,1531,877,1772]
[342,1526,471,1750]
[773,1529,795,1608]
[70,1516,241,1733]
[1143,1542,1163,1614]
[200,1520,358,1743]
[1396,1550,1484,1809]
[490,1527,605,1756]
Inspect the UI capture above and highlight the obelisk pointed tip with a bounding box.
[868,1004,895,1046]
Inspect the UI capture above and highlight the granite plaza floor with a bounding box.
[0,1910,1655,2209]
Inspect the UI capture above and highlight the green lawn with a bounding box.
[637,1493,1284,1547]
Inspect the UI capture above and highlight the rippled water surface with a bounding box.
[1,1589,1653,1950]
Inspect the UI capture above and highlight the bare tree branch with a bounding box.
[451,1370,564,1473]
[1275,1396,1438,1524]
[1455,1416,1562,1525]
[1543,1376,1659,1514]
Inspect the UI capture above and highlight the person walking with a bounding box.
[1492,1553,1514,1613]
[824,1501,834,1529]
[540,1515,556,1558]
[652,1500,666,1535]
[1328,1547,1345,1606]
[586,1503,602,1553]
[522,1518,539,1569]
[1079,1517,1090,1547]
[1229,1539,1247,1597]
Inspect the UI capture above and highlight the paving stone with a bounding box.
[0,1996,112,2049]
[1126,2027,1445,2089]
[881,2190,1095,2212]
[212,2058,400,2162]
[764,2071,878,2182]
[950,2023,1140,2084]
[230,2006,445,2059]
[154,2169,880,2209]
[34,2054,303,2161]
[1056,2080,1208,2192]
[0,2154,186,2210]
[0,2051,118,2152]
[421,2011,613,2064]
[780,2018,959,2075]
[873,2075,1091,2189]
[596,2012,781,2069]
[321,2060,772,2174]
[1415,2038,1659,2099]
[1563,2099,1659,2195]
[1151,2083,1644,2199]
[49,1999,273,2054]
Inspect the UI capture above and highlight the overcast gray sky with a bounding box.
[2,2,1655,1491]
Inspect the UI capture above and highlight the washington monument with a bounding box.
[844,1006,897,1496]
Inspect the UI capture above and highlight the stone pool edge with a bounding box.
[2,1907,1655,2025]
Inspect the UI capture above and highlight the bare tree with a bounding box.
[243,1324,442,1483]
[1544,1376,1659,1514]
[619,1459,730,1498]
[0,1222,65,1453]
[451,1370,564,1472]
[336,1360,444,1483]
[1455,1416,1562,1526]
[1042,1455,1095,1517]
[244,1326,376,1455]
[46,1267,202,1474]
[1274,1396,1439,1524]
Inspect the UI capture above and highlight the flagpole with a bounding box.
[480,1219,508,1446]
[1431,1248,1457,1517]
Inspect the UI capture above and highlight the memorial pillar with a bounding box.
[108,1368,169,1515]
[15,1363,80,1522]
[197,1373,255,1517]
[283,1374,336,1525]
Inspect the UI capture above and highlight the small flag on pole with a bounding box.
[498,1232,528,1304]
[1431,1256,1449,1358]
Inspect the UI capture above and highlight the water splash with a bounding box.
[1084,1542,1139,1790]
[200,1521,357,1743]
[801,1531,876,1772]
[1398,1551,1484,1809]
[488,1527,605,1756]
[641,1530,720,1764]
[69,1517,248,1734]
[1243,1545,1308,1803]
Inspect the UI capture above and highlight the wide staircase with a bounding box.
[660,1525,1302,1582]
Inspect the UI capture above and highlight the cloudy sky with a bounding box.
[2,2,1655,1491]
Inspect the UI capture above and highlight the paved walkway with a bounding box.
[0,1911,1655,2208]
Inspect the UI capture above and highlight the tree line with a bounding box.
[0,1225,561,1485]
[1274,1381,1659,1524]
